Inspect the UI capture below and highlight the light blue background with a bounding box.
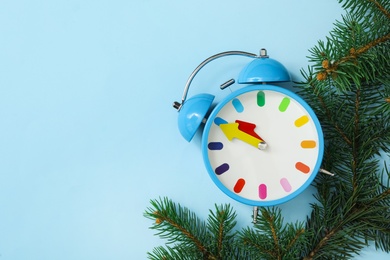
[0,0,388,259]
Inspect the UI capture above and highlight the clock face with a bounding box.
[202,85,324,206]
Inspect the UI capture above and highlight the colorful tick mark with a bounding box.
[279,97,291,112]
[215,163,229,175]
[295,115,309,127]
[232,98,244,113]
[257,91,265,107]
[208,142,223,150]
[295,162,310,174]
[214,117,228,126]
[301,140,317,148]
[259,184,267,199]
[234,178,246,193]
[280,178,292,192]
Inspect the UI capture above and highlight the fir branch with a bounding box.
[303,227,340,260]
[238,207,309,260]
[145,198,247,260]
[369,0,390,19]
[303,194,388,259]
[315,31,390,85]
[297,1,389,258]
[319,32,390,82]
[340,0,390,20]
[376,187,390,201]
[206,204,238,259]
[239,229,276,259]
[238,207,283,260]
[300,88,390,258]
[144,197,212,259]
[285,228,306,252]
[352,87,361,190]
[309,1,390,89]
[261,208,281,256]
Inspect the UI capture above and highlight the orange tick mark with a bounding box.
[295,162,310,174]
[301,140,317,148]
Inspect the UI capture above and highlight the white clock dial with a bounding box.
[202,85,324,206]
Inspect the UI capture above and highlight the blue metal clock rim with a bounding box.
[201,84,324,207]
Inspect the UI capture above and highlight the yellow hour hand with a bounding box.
[220,122,267,150]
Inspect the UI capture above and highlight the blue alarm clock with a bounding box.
[173,49,324,207]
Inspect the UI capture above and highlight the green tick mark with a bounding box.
[257,91,265,107]
[279,97,291,112]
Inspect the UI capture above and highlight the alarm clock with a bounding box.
[173,49,324,206]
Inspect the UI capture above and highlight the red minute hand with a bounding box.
[236,120,261,139]
[235,120,267,149]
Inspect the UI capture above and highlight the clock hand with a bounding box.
[220,122,267,150]
[236,120,267,149]
[235,120,261,139]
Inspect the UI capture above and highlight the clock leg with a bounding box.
[252,206,259,224]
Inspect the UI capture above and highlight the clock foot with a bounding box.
[319,168,335,176]
[252,206,259,224]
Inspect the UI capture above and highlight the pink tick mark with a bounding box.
[259,184,267,199]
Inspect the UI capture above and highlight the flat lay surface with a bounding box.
[0,0,388,259]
